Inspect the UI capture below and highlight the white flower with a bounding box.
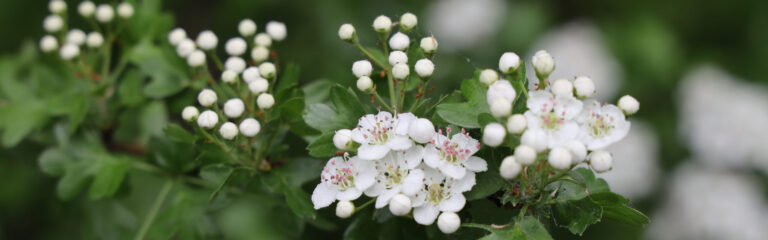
[336,201,354,219]
[550,78,573,97]
[254,33,272,47]
[352,60,373,78]
[333,129,353,150]
[400,13,418,31]
[225,37,247,56]
[186,50,206,67]
[66,29,86,46]
[486,80,516,105]
[514,145,537,165]
[420,36,438,54]
[408,118,435,144]
[389,194,413,216]
[415,59,434,78]
[248,78,269,94]
[238,19,257,36]
[95,4,114,23]
[437,212,461,234]
[266,21,287,41]
[506,114,527,134]
[548,147,572,170]
[577,100,630,150]
[219,122,239,140]
[618,95,639,115]
[589,150,612,172]
[356,76,373,92]
[392,63,410,80]
[573,76,595,98]
[168,28,187,46]
[39,35,58,53]
[221,70,237,83]
[223,98,245,118]
[498,52,521,74]
[197,110,219,128]
[489,97,511,118]
[176,38,195,57]
[524,90,583,149]
[250,46,270,63]
[196,30,218,51]
[338,23,356,41]
[241,67,260,83]
[43,15,63,32]
[49,0,67,14]
[372,15,392,33]
[564,140,587,164]
[197,89,217,107]
[388,51,408,65]
[224,56,246,73]
[532,50,555,78]
[425,129,487,179]
[258,62,276,78]
[600,121,659,199]
[181,106,199,121]
[499,155,521,179]
[351,112,415,160]
[389,32,410,51]
[239,118,261,137]
[117,2,134,19]
[257,93,275,109]
[78,1,95,17]
[312,156,376,209]
[365,147,425,208]
[425,0,505,52]
[521,128,547,152]
[479,69,498,85]
[482,123,506,147]
[86,32,104,48]
[412,166,476,225]
[59,44,80,60]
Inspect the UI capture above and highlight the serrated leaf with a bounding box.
[436,103,484,128]
[38,147,72,176]
[517,216,553,240]
[330,85,365,117]
[553,197,602,235]
[276,63,300,101]
[307,132,337,158]
[568,168,610,194]
[284,186,316,219]
[303,103,353,132]
[89,156,130,199]
[465,171,505,200]
[163,123,196,143]
[590,192,649,226]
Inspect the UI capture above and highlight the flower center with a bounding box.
[426,183,450,204]
[438,140,471,164]
[540,112,564,131]
[382,164,408,189]
[588,113,615,138]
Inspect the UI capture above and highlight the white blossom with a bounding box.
[548,147,572,170]
[336,201,354,218]
[312,156,376,209]
[489,97,511,118]
[524,90,582,149]
[389,32,410,51]
[388,51,408,65]
[520,128,547,152]
[238,19,257,36]
[563,140,587,164]
[400,13,418,31]
[186,50,206,67]
[239,118,261,137]
[197,89,217,107]
[258,62,276,78]
[59,44,80,60]
[78,1,95,17]
[223,98,245,118]
[486,80,516,105]
[392,63,410,80]
[577,100,630,150]
[168,28,187,46]
[351,112,415,160]
[176,39,195,57]
[479,69,498,85]
[498,52,520,74]
[254,33,272,47]
[389,194,413,216]
[251,46,270,63]
[248,78,269,94]
[266,21,287,41]
[196,30,218,51]
[221,70,237,83]
[219,122,239,140]
[372,15,392,33]
[424,129,486,179]
[420,36,438,54]
[499,156,521,179]
[338,23,356,41]
[365,147,425,208]
[242,67,260,84]
[49,0,67,14]
[95,4,114,23]
[225,37,247,56]
[532,50,554,78]
[506,114,527,134]
[408,118,435,144]
[514,145,537,166]
[352,60,373,77]
[618,95,639,115]
[181,106,199,121]
[356,76,373,92]
[257,93,275,109]
[414,59,434,78]
[550,78,573,97]
[86,32,104,48]
[117,2,134,19]
[43,15,63,32]
[333,129,353,150]
[573,76,595,98]
[588,150,612,172]
[412,166,475,225]
[437,212,461,234]
[482,123,505,147]
[197,110,219,128]
[66,29,86,46]
[39,35,58,53]
[225,57,246,73]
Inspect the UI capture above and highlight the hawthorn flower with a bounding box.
[364,147,425,209]
[225,57,246,73]
[392,63,410,80]
[564,140,587,164]
[551,78,573,97]
[618,95,639,115]
[573,76,595,98]
[414,59,434,78]
[239,118,261,137]
[168,28,187,46]
[39,35,58,53]
[254,33,272,47]
[197,89,217,107]
[356,76,373,92]
[589,150,613,172]
[400,13,418,31]
[43,15,63,32]
[524,90,583,149]
[437,212,461,234]
[66,29,86,46]
[248,78,269,94]
[420,36,438,54]
[197,110,218,128]
[186,50,206,67]
[412,166,476,225]
[514,144,537,166]
[389,194,413,216]
[577,100,630,150]
[389,32,410,51]
[388,51,408,65]
[532,50,555,78]
[408,118,435,144]
[238,19,257,36]
[78,1,95,17]
[333,129,353,150]
[219,122,239,140]
[86,32,104,48]
[223,98,245,118]
[548,147,572,170]
[336,201,354,218]
[312,155,376,209]
[251,46,269,63]
[258,62,276,78]
[266,21,287,41]
[95,4,114,23]
[372,15,392,33]
[257,93,275,109]
[351,112,415,160]
[196,30,218,51]
[424,128,486,179]
[352,60,373,78]
[482,123,506,147]
[498,52,520,74]
[242,67,260,83]
[181,106,199,121]
[176,39,195,57]
[338,23,356,41]
[479,69,498,85]
[500,155,522,179]
[117,2,134,19]
[506,114,527,134]
[486,80,516,105]
[59,44,80,60]
[225,37,247,56]
[49,0,67,14]
[221,70,237,83]
[489,97,511,118]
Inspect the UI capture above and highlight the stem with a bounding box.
[373,91,393,112]
[517,204,529,221]
[354,199,375,212]
[101,38,113,81]
[207,50,224,70]
[354,41,386,68]
[461,223,494,231]
[134,179,173,240]
[387,73,397,110]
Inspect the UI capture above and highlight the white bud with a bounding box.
[550,79,573,97]
[589,150,613,173]
[372,15,392,33]
[486,80,516,104]
[573,76,595,98]
[489,97,512,118]
[186,50,206,67]
[66,29,86,46]
[223,98,245,118]
[389,32,410,51]
[40,35,58,53]
[196,30,218,51]
[242,67,260,84]
[86,32,104,48]
[258,62,276,78]
[500,156,522,179]
[219,122,239,140]
[389,194,413,216]
[548,147,572,170]
[266,21,287,41]
[420,36,438,54]
[356,76,373,92]
[498,52,521,74]
[181,106,199,121]
[479,69,498,85]
[521,129,547,152]
[239,118,261,137]
[506,114,527,134]
[532,50,555,78]
[238,19,257,36]
[117,2,134,19]
[414,59,434,78]
[78,1,95,17]
[197,110,219,128]
[392,63,410,80]
[59,44,80,60]
[482,123,506,147]
[408,118,435,144]
[49,0,67,14]
[333,129,353,149]
[254,33,272,47]
[43,15,63,32]
[224,57,246,73]
[250,46,270,63]
[225,37,247,56]
[95,4,114,23]
[336,201,355,219]
[221,70,237,83]
[176,39,195,57]
[197,89,217,107]
[338,23,356,41]
[437,212,460,234]
[618,95,639,115]
[168,28,187,46]
[400,13,418,31]
[564,140,587,164]
[388,50,408,65]
[257,93,275,109]
[248,78,269,94]
[514,145,537,166]
[352,60,373,77]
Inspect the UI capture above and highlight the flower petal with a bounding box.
[358,144,390,160]
[311,183,337,209]
[439,163,467,179]
[355,168,376,191]
[414,205,440,225]
[527,90,554,114]
[463,156,488,172]
[364,182,385,197]
[395,112,417,135]
[402,169,424,195]
[438,193,466,212]
[336,188,362,201]
[375,187,401,209]
[386,134,413,151]
[423,145,441,168]
[451,172,476,193]
[404,145,424,169]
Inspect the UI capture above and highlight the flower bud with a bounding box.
[78,1,95,17]
[392,63,410,80]
[333,129,353,149]
[257,93,275,109]
[486,80,516,104]
[400,13,418,31]
[196,30,218,51]
[186,50,206,67]
[573,76,595,98]
[248,78,269,94]
[389,32,410,51]
[514,145,537,165]
[408,118,435,144]
[221,70,237,83]
[420,36,438,54]
[551,79,573,97]
[489,97,511,118]
[338,23,356,41]
[532,50,555,78]
[356,76,373,92]
[564,140,587,164]
[66,29,86,46]
[251,46,270,63]
[266,21,287,41]
[223,98,245,118]
[197,89,217,107]
[258,62,276,78]
[95,4,114,23]
[548,147,572,170]
[254,33,272,47]
[168,28,187,46]
[437,212,460,234]
[225,57,246,73]
[49,0,67,14]
[479,69,498,85]
[117,2,134,19]
[521,129,547,152]
[388,51,408,65]
[40,35,58,53]
[197,110,219,128]
[589,150,613,173]
[352,60,373,77]
[43,15,63,32]
[241,67,260,84]
[372,15,392,33]
[238,19,257,36]
[219,122,239,140]
[239,118,261,137]
[86,32,104,48]
[414,59,434,78]
[500,156,521,179]
[498,52,520,74]
[181,106,199,121]
[336,201,355,219]
[176,39,195,58]
[506,114,527,134]
[482,123,506,147]
[59,44,80,60]
[225,37,247,56]
[618,95,639,115]
[389,194,412,216]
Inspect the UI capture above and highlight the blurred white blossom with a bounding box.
[597,121,659,200]
[426,0,506,52]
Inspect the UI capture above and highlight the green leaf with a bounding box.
[0,100,48,147]
[330,85,366,118]
[436,103,484,128]
[276,63,300,101]
[117,69,147,106]
[365,48,387,68]
[66,94,89,133]
[553,197,602,235]
[56,161,92,200]
[140,101,168,138]
[461,78,488,105]
[128,41,189,98]
[303,103,354,132]
[307,132,337,158]
[38,147,72,176]
[284,186,316,219]
[163,123,196,144]
[590,192,650,226]
[477,113,497,126]
[199,164,234,184]
[465,170,505,200]
[568,168,610,194]
[89,156,130,199]
[516,216,554,240]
